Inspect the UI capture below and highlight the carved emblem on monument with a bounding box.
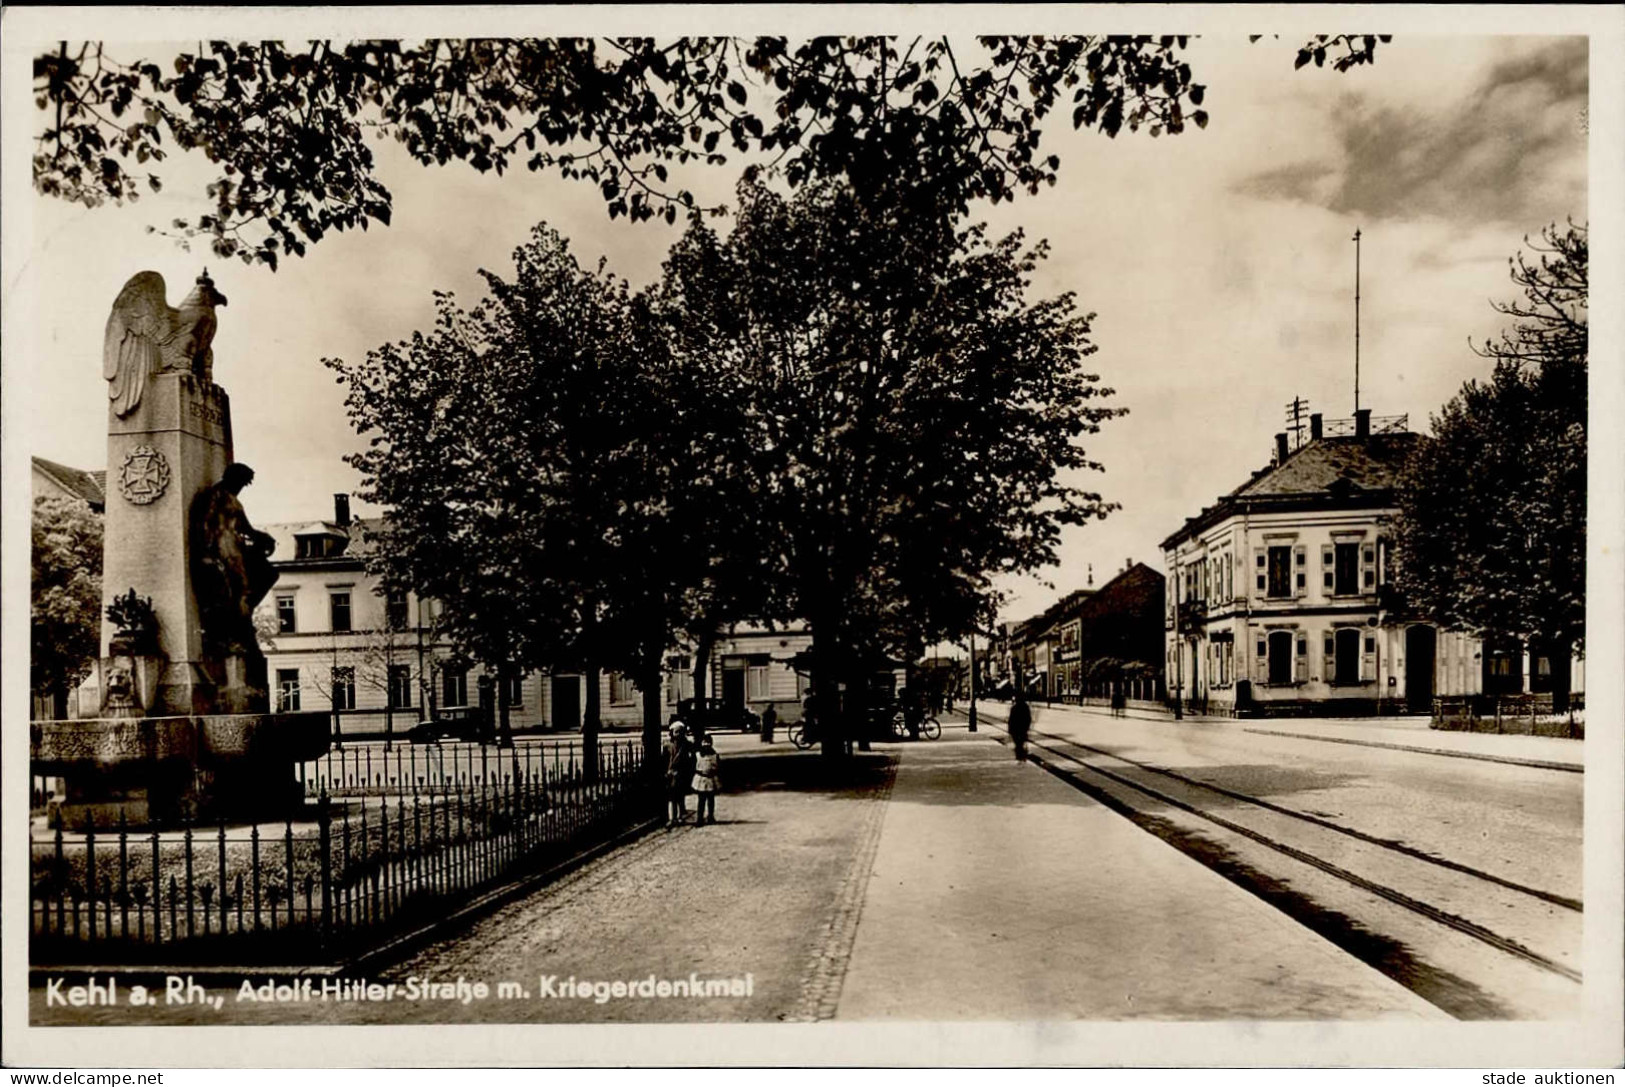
[103,269,229,416]
[117,444,171,504]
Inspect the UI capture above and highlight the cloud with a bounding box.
[1232,161,1334,204]
[1232,37,1587,226]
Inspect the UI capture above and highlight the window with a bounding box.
[1267,547,1292,598]
[747,661,771,701]
[386,588,409,630]
[329,591,352,633]
[276,593,297,634]
[388,665,413,709]
[1334,543,1360,596]
[276,668,301,712]
[609,672,638,705]
[505,674,526,707]
[442,667,469,708]
[331,666,356,711]
[1333,628,1362,685]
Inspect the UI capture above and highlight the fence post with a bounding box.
[251,825,263,932]
[183,817,195,939]
[118,811,131,939]
[85,816,97,944]
[318,794,333,946]
[218,815,229,936]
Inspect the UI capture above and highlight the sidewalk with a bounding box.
[31,728,1444,1026]
[835,726,1442,1020]
[990,699,1583,772]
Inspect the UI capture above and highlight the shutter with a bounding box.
[1254,547,1267,594]
[1361,543,1377,591]
[1293,544,1308,598]
[1363,635,1377,682]
[1323,634,1336,685]
[1294,633,1308,682]
[1322,544,1336,591]
[1254,639,1269,683]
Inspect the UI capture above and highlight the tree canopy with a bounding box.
[32,496,104,714]
[34,35,1386,268]
[1393,221,1586,706]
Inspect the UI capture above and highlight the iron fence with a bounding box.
[31,738,656,966]
[297,737,620,797]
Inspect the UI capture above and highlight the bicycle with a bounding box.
[890,710,942,741]
[788,722,815,750]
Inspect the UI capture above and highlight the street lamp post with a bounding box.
[968,630,978,732]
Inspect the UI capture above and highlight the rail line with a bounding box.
[977,715,1581,987]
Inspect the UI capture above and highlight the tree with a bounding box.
[32,35,1385,269]
[32,496,104,718]
[1393,222,1587,711]
[329,225,685,771]
[663,179,1124,753]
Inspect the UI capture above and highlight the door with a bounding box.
[1335,628,1361,687]
[1267,631,1293,686]
[551,675,580,732]
[721,667,746,712]
[1406,625,1436,713]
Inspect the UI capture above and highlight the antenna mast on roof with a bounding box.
[1352,226,1362,415]
[1284,396,1310,450]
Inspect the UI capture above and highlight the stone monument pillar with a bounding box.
[89,270,253,716]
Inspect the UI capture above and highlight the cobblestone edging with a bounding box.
[785,758,899,1022]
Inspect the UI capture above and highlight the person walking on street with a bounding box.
[1111,681,1127,718]
[1007,690,1032,762]
[663,722,695,827]
[760,703,777,743]
[691,736,722,825]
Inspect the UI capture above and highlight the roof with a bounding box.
[1231,434,1420,498]
[1163,432,1424,549]
[263,516,384,566]
[32,457,106,509]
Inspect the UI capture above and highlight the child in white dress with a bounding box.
[691,737,721,825]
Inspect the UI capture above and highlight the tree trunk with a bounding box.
[691,627,716,708]
[1550,637,1573,716]
[583,662,601,784]
[640,660,664,775]
[497,660,514,747]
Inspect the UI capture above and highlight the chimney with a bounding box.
[1310,413,1323,441]
[1354,408,1371,439]
[334,493,351,527]
[1275,432,1289,464]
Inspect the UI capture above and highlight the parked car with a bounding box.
[407,709,495,745]
[670,697,760,734]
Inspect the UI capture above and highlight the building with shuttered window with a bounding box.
[1161,410,1485,717]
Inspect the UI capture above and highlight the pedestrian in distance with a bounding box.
[691,735,722,825]
[1007,690,1032,762]
[663,722,695,827]
[1111,681,1128,718]
[760,703,777,743]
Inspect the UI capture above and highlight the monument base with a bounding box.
[33,712,330,828]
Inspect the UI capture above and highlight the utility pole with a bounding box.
[1353,227,1362,415]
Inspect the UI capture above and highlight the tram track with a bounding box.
[970,707,1582,1018]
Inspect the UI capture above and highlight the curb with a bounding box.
[1239,728,1583,774]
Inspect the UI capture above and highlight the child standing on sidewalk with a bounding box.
[691,736,722,825]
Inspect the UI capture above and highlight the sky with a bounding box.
[4,20,1593,631]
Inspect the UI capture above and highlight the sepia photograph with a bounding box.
[3,4,1621,1070]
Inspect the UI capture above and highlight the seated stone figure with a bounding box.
[190,463,278,659]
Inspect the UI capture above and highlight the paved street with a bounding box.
[34,725,1452,1025]
[973,700,1584,1019]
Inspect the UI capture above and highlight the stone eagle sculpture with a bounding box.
[103,270,229,417]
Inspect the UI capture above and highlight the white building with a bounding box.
[258,497,815,735]
[1160,411,1580,717]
